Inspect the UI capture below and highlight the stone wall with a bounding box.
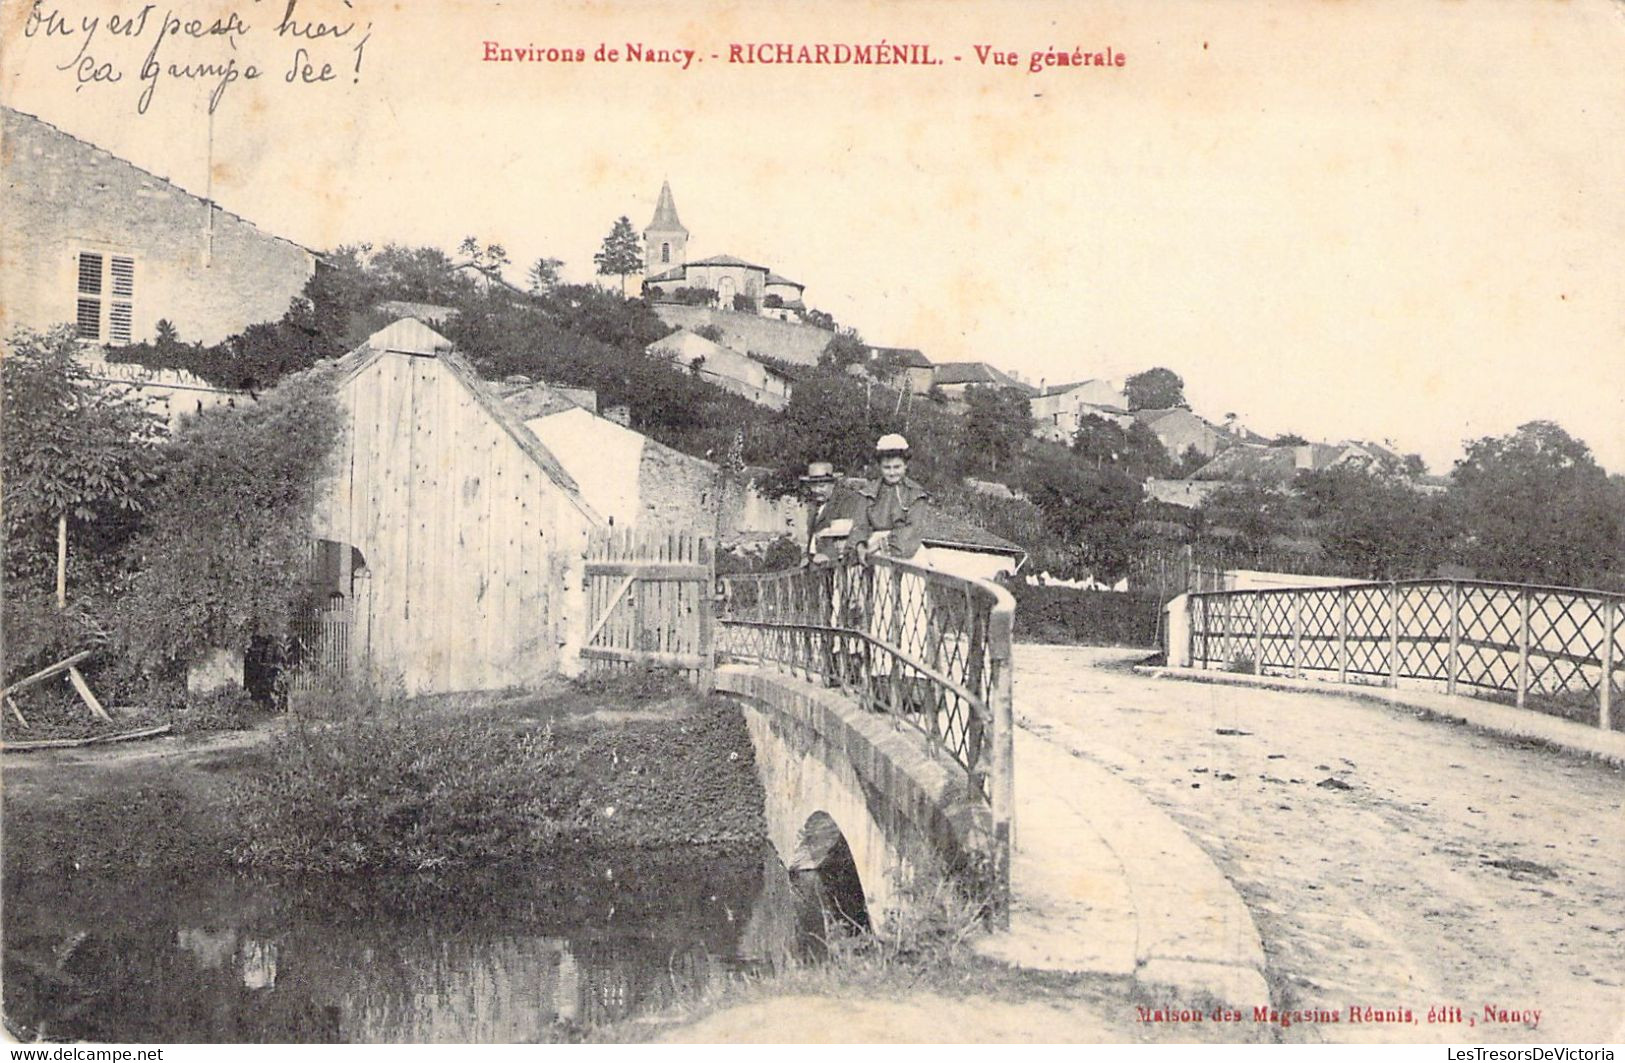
[0,107,315,346]
[654,305,833,366]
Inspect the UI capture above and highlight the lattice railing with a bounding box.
[718,558,1016,907]
[1186,579,1624,730]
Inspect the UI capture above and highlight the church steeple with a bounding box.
[643,181,689,275]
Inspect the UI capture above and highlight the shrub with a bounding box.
[171,687,259,734]
[227,710,580,873]
[1001,579,1163,647]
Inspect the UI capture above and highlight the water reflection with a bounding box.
[4,846,802,1043]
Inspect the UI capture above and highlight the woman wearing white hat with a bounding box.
[849,434,931,561]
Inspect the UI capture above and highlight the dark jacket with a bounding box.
[848,476,931,559]
[806,488,858,563]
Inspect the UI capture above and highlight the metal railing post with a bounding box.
[1447,581,1460,696]
[1600,598,1615,732]
[1252,594,1264,675]
[1291,591,1303,678]
[1337,588,1349,684]
[1388,582,1401,688]
[988,597,1015,929]
[1516,589,1531,708]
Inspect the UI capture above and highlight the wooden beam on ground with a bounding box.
[1,650,93,699]
[65,666,112,722]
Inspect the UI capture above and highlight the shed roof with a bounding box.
[917,505,1026,557]
[869,346,933,368]
[933,362,1033,391]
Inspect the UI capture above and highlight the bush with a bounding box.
[227,709,579,873]
[171,687,259,734]
[1001,580,1163,647]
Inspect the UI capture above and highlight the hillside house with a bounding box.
[1133,408,1232,461]
[1030,379,1131,444]
[496,379,802,544]
[0,107,318,346]
[647,328,792,410]
[310,320,601,694]
[931,362,1036,411]
[865,347,935,394]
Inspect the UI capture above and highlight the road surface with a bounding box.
[1014,645,1625,1044]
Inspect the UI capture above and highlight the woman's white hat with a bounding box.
[875,433,910,455]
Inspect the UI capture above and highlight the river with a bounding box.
[3,845,809,1042]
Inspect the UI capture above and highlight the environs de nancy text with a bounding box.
[479,41,1128,74]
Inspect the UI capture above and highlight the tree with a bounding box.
[1448,421,1621,586]
[963,386,1031,475]
[2,327,163,607]
[526,256,564,294]
[1270,432,1309,446]
[1199,483,1304,556]
[819,328,868,372]
[1173,444,1209,478]
[1298,467,1447,579]
[457,236,511,283]
[1072,414,1170,480]
[593,216,644,296]
[733,293,757,313]
[1123,367,1187,411]
[1020,451,1143,581]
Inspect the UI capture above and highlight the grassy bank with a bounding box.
[1,672,767,881]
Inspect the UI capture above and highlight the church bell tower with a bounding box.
[643,181,689,276]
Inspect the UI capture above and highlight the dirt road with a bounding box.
[1014,645,1625,1044]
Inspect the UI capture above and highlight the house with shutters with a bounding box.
[0,106,318,348]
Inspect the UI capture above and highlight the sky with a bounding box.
[4,0,1622,474]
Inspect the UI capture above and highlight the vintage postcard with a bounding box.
[1,0,1621,1049]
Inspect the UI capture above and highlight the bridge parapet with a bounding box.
[719,557,1015,921]
[1177,578,1624,730]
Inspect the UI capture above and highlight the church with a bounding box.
[640,182,808,321]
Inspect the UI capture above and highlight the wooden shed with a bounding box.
[308,319,602,694]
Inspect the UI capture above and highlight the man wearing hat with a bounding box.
[849,434,930,561]
[801,460,854,564]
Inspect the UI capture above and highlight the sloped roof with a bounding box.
[1133,406,1198,425]
[933,362,1033,391]
[869,346,933,368]
[646,180,687,234]
[646,266,686,283]
[1,106,317,260]
[647,327,732,361]
[337,321,595,519]
[766,272,804,289]
[375,299,457,324]
[687,254,770,272]
[917,505,1025,556]
[1038,378,1115,398]
[495,379,593,421]
[1190,444,1298,483]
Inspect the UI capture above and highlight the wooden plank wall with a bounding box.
[315,352,594,694]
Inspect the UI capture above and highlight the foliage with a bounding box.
[117,368,343,667]
[1198,482,1305,554]
[818,327,868,371]
[732,293,757,312]
[1447,420,1621,586]
[763,294,784,309]
[593,216,644,294]
[1270,432,1309,446]
[1123,367,1187,411]
[668,286,718,307]
[694,324,726,343]
[1173,443,1209,478]
[999,579,1162,646]
[1071,413,1172,480]
[527,256,565,294]
[457,236,511,281]
[228,711,577,872]
[1297,466,1450,579]
[962,386,1031,475]
[2,326,163,596]
[801,307,837,331]
[1019,448,1143,580]
[171,687,259,734]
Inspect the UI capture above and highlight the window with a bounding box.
[75,251,135,343]
[661,242,670,263]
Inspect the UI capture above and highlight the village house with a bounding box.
[646,328,793,410]
[0,106,318,347]
[1029,378,1131,444]
[1133,407,1234,462]
[864,346,935,394]
[930,362,1036,411]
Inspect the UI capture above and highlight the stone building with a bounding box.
[0,106,318,347]
[639,182,807,316]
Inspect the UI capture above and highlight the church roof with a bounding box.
[646,266,686,282]
[646,180,687,234]
[766,272,804,289]
[687,254,769,272]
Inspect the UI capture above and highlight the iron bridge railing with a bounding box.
[718,557,1015,906]
[1184,578,1624,731]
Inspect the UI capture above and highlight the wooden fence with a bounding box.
[286,595,352,693]
[1184,579,1625,730]
[580,528,715,685]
